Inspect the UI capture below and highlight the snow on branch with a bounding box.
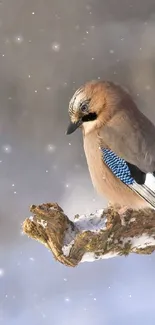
[22,203,155,267]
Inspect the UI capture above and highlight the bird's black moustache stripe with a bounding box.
[82,112,97,122]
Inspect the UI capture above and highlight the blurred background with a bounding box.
[0,0,155,324]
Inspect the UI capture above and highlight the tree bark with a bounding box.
[22,203,155,267]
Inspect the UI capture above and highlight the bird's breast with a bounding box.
[83,131,147,208]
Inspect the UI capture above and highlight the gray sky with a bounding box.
[1,0,155,324]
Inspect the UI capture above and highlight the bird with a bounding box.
[66,80,155,212]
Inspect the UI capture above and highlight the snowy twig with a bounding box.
[22,203,155,267]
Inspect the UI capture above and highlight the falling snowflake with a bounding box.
[64,297,70,302]
[86,5,91,11]
[20,230,24,236]
[41,313,46,318]
[75,25,80,30]
[0,269,4,277]
[45,144,56,153]
[109,49,114,54]
[5,38,10,44]
[63,82,68,87]
[2,145,12,153]
[55,14,61,20]
[51,42,61,52]
[14,35,23,44]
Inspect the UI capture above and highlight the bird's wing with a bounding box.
[101,147,155,209]
[99,108,155,174]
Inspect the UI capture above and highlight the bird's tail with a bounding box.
[130,173,155,209]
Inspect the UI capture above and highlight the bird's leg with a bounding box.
[118,206,128,214]
[108,202,129,225]
[117,206,129,225]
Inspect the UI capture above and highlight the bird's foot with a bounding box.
[117,206,129,226]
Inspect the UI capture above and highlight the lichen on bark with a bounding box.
[22,203,155,267]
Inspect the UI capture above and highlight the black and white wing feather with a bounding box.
[102,148,155,209]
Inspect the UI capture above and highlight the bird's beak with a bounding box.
[66,119,82,135]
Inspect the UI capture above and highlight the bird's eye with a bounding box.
[80,103,88,112]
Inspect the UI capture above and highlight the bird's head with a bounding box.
[66,80,121,136]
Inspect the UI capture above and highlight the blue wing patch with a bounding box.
[102,148,134,185]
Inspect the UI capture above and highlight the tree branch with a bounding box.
[22,203,155,267]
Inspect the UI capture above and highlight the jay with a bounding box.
[66,80,155,211]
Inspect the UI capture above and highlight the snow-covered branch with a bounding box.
[22,203,155,267]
